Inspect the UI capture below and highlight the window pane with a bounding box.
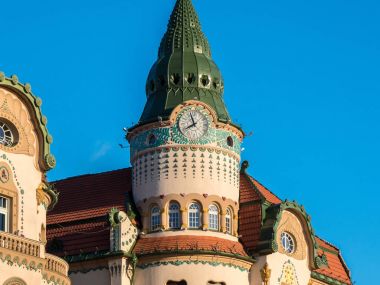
[208,204,219,230]
[188,203,201,229]
[0,197,6,208]
[0,213,5,231]
[151,206,161,231]
[169,202,180,229]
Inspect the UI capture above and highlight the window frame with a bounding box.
[281,232,296,254]
[188,202,201,229]
[150,205,161,231]
[225,208,232,234]
[0,195,10,232]
[208,203,219,231]
[168,201,181,229]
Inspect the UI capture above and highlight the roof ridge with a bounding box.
[316,235,339,251]
[52,167,131,183]
[249,176,282,202]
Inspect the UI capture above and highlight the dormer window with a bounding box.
[0,196,9,232]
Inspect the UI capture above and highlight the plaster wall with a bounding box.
[0,87,45,242]
[135,263,249,285]
[0,261,42,284]
[70,269,110,285]
[250,253,311,285]
[146,229,239,241]
[0,151,44,241]
[132,148,240,204]
[250,209,313,285]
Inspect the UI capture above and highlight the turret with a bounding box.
[127,0,243,237]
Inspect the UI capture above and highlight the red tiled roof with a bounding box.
[47,219,110,256]
[239,173,261,203]
[48,168,131,224]
[238,204,262,251]
[47,168,132,256]
[46,167,350,284]
[248,176,282,204]
[315,237,351,284]
[133,235,248,257]
[238,173,281,252]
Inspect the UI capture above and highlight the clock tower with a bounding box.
[127,0,252,283]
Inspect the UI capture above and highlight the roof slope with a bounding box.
[238,169,351,284]
[47,168,132,256]
[47,167,351,284]
[315,237,352,284]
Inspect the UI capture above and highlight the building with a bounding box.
[0,74,70,285]
[0,0,352,284]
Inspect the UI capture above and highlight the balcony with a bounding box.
[45,253,69,276]
[44,254,71,284]
[0,231,43,257]
[0,232,71,284]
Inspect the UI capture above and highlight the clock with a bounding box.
[178,109,209,140]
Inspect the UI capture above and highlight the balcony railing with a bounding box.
[0,231,42,257]
[45,253,69,276]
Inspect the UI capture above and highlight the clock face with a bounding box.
[178,109,209,140]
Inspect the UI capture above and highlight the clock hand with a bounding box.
[185,122,196,130]
[190,113,195,124]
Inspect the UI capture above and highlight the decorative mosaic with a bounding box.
[278,260,300,285]
[129,106,241,158]
[0,153,25,233]
[132,147,240,189]
[109,208,138,253]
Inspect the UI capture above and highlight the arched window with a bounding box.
[151,206,161,231]
[208,204,219,230]
[225,208,232,234]
[168,202,181,229]
[188,202,201,229]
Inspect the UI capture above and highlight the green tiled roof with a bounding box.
[139,0,231,125]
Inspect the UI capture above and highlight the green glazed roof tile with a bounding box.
[138,0,233,126]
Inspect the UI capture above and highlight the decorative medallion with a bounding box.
[0,166,9,183]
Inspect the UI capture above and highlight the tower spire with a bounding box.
[159,0,211,58]
[138,0,233,126]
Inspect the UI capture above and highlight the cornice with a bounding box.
[311,272,351,285]
[0,72,55,171]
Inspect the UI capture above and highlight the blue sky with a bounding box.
[1,0,378,283]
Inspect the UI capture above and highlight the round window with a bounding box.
[281,232,295,254]
[0,119,18,147]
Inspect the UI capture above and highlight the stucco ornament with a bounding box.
[278,260,300,285]
[36,182,59,210]
[260,263,271,285]
[0,72,56,171]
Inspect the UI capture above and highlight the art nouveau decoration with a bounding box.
[0,73,69,285]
